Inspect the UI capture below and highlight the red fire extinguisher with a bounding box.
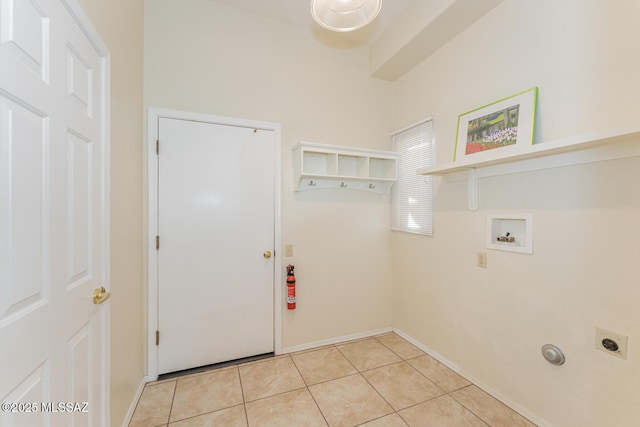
[286,265,296,310]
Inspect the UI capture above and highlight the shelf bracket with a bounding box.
[467,168,478,211]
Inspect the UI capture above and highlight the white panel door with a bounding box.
[0,0,109,426]
[157,118,275,375]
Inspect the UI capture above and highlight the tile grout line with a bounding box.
[447,385,493,427]
[332,337,402,415]
[369,335,461,425]
[343,341,401,424]
[162,405,247,426]
[394,392,489,427]
[337,336,413,424]
[239,355,308,404]
[165,378,178,426]
[391,352,492,426]
[448,384,537,427]
[165,367,248,426]
[358,368,463,426]
[357,368,398,415]
[333,343,359,373]
[287,353,310,388]
[235,366,251,427]
[375,335,492,421]
[289,352,331,427]
[241,385,310,405]
[336,338,406,374]
[297,341,417,426]
[386,335,537,426]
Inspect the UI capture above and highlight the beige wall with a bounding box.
[391,1,640,426]
[144,0,394,349]
[75,0,145,425]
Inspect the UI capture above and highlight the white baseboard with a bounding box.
[392,328,551,427]
[281,327,393,354]
[121,377,147,427]
[392,328,467,379]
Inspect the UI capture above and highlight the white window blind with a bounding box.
[391,120,434,235]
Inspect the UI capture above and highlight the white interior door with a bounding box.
[157,118,275,375]
[0,0,109,426]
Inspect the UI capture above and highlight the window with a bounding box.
[391,120,434,235]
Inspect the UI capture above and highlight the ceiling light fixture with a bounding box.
[311,0,382,32]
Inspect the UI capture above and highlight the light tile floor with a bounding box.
[129,333,537,427]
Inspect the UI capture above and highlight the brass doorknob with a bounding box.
[93,287,111,304]
[263,251,272,259]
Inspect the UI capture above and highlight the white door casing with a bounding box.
[147,109,281,380]
[0,0,110,426]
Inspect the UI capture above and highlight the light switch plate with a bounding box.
[284,244,293,257]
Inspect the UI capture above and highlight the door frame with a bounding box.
[146,108,282,380]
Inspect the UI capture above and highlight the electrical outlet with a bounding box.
[477,252,487,268]
[284,244,294,257]
[595,327,628,359]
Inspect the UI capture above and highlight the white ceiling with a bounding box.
[210,0,417,45]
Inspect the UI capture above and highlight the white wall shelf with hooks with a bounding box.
[417,127,640,210]
[292,142,397,194]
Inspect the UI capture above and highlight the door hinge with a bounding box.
[156,139,159,155]
[156,236,160,250]
[155,330,159,346]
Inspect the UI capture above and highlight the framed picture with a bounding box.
[454,87,538,162]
